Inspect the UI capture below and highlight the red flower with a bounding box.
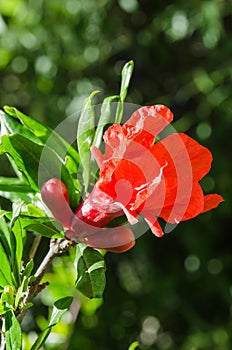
[41,105,223,253]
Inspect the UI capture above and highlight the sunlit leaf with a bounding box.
[3,106,80,169]
[11,217,24,286]
[0,177,33,194]
[0,242,13,288]
[77,90,99,191]
[31,296,73,350]
[5,310,22,350]
[75,243,106,299]
[92,95,119,149]
[19,216,64,239]
[128,341,139,350]
[0,134,76,199]
[115,60,134,123]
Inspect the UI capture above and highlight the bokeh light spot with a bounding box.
[184,255,200,272]
[207,258,223,275]
[12,56,28,73]
[196,122,212,140]
[118,0,138,13]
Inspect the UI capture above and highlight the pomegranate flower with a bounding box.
[41,105,223,253]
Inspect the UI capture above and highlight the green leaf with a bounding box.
[0,301,11,315]
[5,310,22,350]
[3,106,80,173]
[0,134,77,199]
[0,242,13,288]
[92,95,119,149]
[0,215,12,257]
[21,259,34,280]
[11,219,24,286]
[26,204,45,217]
[0,177,33,193]
[128,341,139,350]
[18,215,64,238]
[31,296,73,350]
[75,244,106,298]
[23,221,64,239]
[2,286,15,308]
[11,200,24,228]
[0,110,43,145]
[48,296,73,327]
[3,107,49,138]
[115,60,134,123]
[77,90,99,191]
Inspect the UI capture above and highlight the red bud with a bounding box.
[41,178,73,229]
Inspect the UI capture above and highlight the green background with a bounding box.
[0,0,231,349]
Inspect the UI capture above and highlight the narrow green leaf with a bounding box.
[16,215,64,238]
[15,276,28,309]
[3,106,80,171]
[75,244,106,298]
[11,219,24,286]
[0,301,10,315]
[24,222,64,239]
[0,242,13,288]
[0,216,13,262]
[21,259,34,280]
[31,328,51,350]
[119,60,134,101]
[0,210,9,219]
[48,296,73,327]
[0,134,77,202]
[77,90,99,191]
[115,60,134,123]
[3,107,49,138]
[0,177,33,193]
[31,296,73,350]
[128,341,139,350]
[5,310,22,350]
[92,95,119,149]
[2,286,15,308]
[11,200,24,228]
[0,110,43,145]
[26,204,45,217]
[0,190,35,203]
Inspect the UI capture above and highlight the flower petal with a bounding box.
[123,105,173,147]
[159,182,205,223]
[143,217,164,237]
[202,194,224,213]
[82,226,135,253]
[153,133,213,182]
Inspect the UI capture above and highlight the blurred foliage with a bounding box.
[0,0,232,349]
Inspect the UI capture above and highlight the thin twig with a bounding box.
[17,238,75,323]
[29,235,42,261]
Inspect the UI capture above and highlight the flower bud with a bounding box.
[41,178,73,229]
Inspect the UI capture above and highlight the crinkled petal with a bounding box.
[123,105,173,147]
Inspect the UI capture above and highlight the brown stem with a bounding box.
[17,238,75,323]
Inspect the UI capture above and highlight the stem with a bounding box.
[29,235,42,261]
[17,238,75,323]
